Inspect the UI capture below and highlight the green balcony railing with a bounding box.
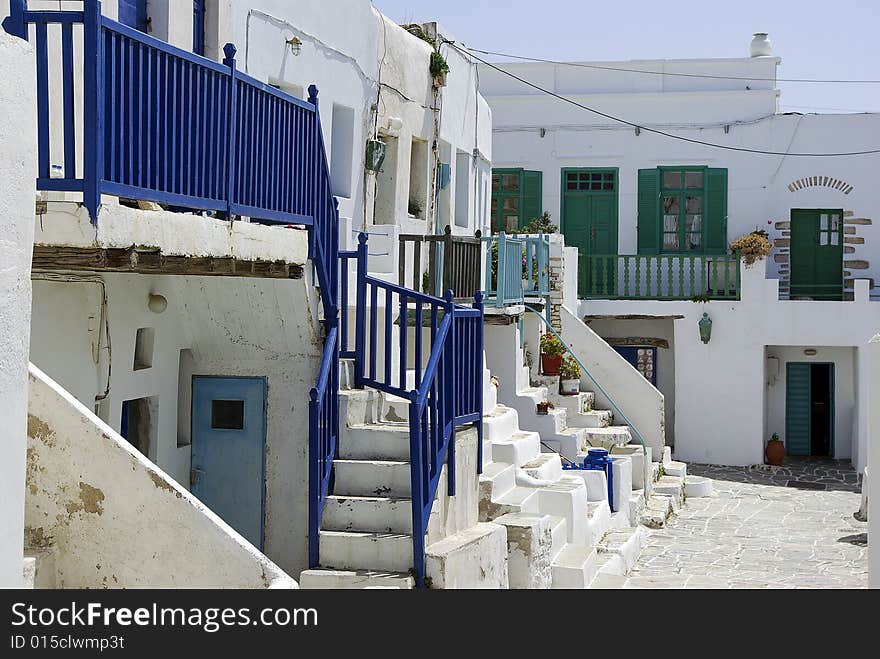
[579,254,741,301]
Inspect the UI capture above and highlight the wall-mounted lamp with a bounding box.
[804,349,818,357]
[287,36,302,56]
[634,126,641,137]
[539,128,546,138]
[148,294,168,314]
[698,312,713,344]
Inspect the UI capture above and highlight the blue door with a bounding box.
[613,347,657,386]
[191,377,267,549]
[118,0,148,32]
[193,0,206,56]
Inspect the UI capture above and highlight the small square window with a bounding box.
[211,400,245,430]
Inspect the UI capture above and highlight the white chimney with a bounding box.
[749,33,772,57]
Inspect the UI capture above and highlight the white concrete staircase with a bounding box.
[299,361,507,589]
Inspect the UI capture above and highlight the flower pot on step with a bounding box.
[541,354,563,376]
[560,378,580,396]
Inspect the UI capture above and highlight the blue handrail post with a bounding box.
[223,43,238,222]
[444,290,456,497]
[473,290,484,474]
[408,389,426,588]
[307,84,319,262]
[495,232,506,308]
[307,386,320,569]
[1,0,28,40]
[354,232,368,389]
[82,0,104,224]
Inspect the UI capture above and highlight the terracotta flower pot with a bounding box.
[541,354,563,376]
[765,440,785,466]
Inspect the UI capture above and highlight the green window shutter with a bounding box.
[637,168,660,254]
[521,170,543,227]
[704,168,728,254]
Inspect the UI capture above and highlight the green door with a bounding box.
[790,209,844,300]
[561,169,618,296]
[785,363,812,456]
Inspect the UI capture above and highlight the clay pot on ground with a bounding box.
[765,439,785,466]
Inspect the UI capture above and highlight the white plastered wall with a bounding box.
[0,25,36,588]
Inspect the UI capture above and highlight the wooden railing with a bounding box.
[578,254,741,300]
[398,226,483,301]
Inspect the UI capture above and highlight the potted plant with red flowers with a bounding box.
[540,333,565,376]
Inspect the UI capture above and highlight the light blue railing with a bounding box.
[483,232,551,308]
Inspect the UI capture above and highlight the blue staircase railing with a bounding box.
[4,0,320,227]
[350,234,484,586]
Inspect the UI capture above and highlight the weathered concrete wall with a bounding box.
[29,266,322,578]
[0,27,36,588]
[25,364,296,588]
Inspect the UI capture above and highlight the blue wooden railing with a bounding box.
[483,232,551,308]
[5,0,320,228]
[349,234,484,586]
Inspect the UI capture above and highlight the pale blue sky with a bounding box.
[372,0,880,114]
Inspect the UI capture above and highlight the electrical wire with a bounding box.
[445,41,880,157]
[463,46,880,85]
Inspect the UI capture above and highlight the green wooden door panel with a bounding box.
[790,209,843,300]
[786,363,812,456]
[561,169,618,297]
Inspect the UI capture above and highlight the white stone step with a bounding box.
[628,490,647,527]
[339,387,381,427]
[640,494,673,529]
[479,461,516,502]
[299,569,415,589]
[582,426,632,452]
[654,475,685,509]
[425,523,509,589]
[664,461,687,478]
[322,495,412,534]
[551,544,599,589]
[548,515,568,562]
[585,500,613,547]
[685,475,714,498]
[521,453,563,482]
[482,405,520,443]
[379,392,411,423]
[318,530,413,573]
[338,423,409,461]
[567,409,613,429]
[333,459,411,498]
[538,476,588,545]
[485,486,540,519]
[596,526,648,576]
[491,431,541,466]
[612,444,653,493]
[518,386,548,405]
[495,513,554,589]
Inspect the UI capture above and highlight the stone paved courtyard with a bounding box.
[624,459,869,589]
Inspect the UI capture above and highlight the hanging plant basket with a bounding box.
[365,139,387,173]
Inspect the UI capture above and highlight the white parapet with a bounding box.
[25,364,296,589]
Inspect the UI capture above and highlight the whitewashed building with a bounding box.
[481,35,880,472]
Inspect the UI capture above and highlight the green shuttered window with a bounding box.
[637,166,727,255]
[491,168,543,233]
